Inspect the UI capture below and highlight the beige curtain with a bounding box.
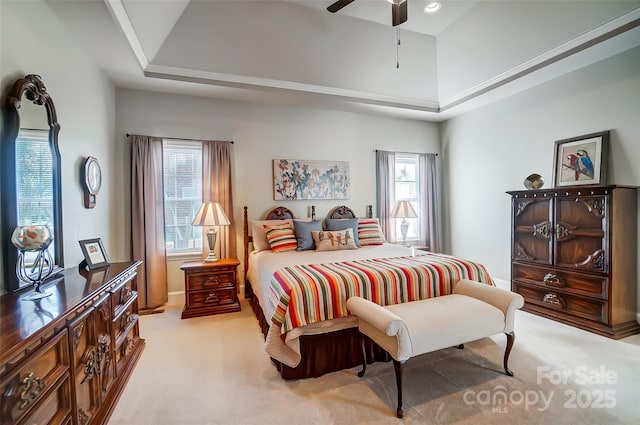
[202,141,236,259]
[376,150,396,242]
[419,153,441,252]
[130,135,168,310]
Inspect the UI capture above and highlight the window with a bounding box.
[16,129,54,263]
[394,153,420,242]
[163,140,203,254]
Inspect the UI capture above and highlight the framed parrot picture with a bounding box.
[552,130,609,187]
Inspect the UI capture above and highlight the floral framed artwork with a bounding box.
[273,159,350,200]
[552,131,609,188]
[78,238,110,270]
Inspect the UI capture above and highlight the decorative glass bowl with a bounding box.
[523,174,544,190]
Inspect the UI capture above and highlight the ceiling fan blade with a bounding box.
[327,0,356,13]
[392,0,408,26]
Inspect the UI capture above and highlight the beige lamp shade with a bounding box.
[390,200,418,219]
[192,202,231,262]
[390,200,418,244]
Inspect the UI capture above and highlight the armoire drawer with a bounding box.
[513,263,608,299]
[513,282,609,325]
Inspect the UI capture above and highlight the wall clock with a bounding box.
[82,156,102,209]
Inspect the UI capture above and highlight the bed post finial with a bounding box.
[312,205,316,221]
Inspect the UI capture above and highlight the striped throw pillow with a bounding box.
[264,223,298,252]
[357,218,384,246]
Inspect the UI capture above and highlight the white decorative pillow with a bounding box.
[311,229,358,251]
[357,218,385,246]
[251,219,293,251]
[264,223,298,253]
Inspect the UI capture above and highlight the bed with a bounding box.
[243,205,494,379]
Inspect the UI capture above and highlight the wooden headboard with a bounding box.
[242,204,373,298]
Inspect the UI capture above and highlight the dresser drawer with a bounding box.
[114,328,140,376]
[110,279,137,317]
[0,330,70,424]
[513,282,608,324]
[113,302,139,344]
[512,263,608,299]
[186,269,236,291]
[20,374,72,425]
[187,288,237,308]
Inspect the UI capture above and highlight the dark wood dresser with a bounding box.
[180,258,241,319]
[0,261,145,425]
[508,185,639,339]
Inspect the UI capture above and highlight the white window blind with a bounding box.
[394,153,420,242]
[163,140,203,253]
[16,130,55,262]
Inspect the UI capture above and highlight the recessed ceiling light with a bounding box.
[424,2,441,14]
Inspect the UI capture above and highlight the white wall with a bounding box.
[441,46,640,315]
[437,1,639,102]
[115,89,439,293]
[0,0,117,293]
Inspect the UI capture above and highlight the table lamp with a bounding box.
[192,201,231,262]
[390,200,418,244]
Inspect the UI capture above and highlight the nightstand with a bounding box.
[180,258,241,319]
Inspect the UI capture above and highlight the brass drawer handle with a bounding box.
[204,276,221,286]
[19,372,45,410]
[205,293,219,304]
[543,273,564,287]
[543,293,565,309]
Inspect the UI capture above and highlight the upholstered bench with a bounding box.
[346,279,525,418]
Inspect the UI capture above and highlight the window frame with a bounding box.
[162,139,204,256]
[393,153,420,243]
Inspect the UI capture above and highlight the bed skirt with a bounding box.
[248,286,390,379]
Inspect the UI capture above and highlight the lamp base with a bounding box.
[203,252,219,263]
[400,220,409,243]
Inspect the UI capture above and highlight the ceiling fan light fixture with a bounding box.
[424,2,441,14]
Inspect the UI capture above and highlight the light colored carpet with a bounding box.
[109,300,640,425]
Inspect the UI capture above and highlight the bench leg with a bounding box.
[357,335,367,378]
[393,360,406,418]
[504,332,515,376]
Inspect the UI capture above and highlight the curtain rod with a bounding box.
[126,133,233,144]
[375,149,437,156]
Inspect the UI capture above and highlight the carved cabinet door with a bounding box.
[512,198,553,265]
[69,294,112,425]
[554,195,607,273]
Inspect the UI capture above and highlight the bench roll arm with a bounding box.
[454,279,524,333]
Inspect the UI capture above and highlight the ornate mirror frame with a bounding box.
[1,74,64,292]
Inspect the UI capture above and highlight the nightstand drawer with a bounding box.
[186,270,236,291]
[187,288,237,308]
[513,263,608,299]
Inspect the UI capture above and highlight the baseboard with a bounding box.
[167,291,185,307]
[493,278,510,290]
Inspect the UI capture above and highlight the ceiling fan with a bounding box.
[327,0,408,27]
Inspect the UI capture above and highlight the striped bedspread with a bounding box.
[269,252,493,334]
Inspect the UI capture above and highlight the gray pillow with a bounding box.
[325,218,361,247]
[294,220,323,251]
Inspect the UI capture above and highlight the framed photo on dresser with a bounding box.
[552,130,609,187]
[78,238,110,270]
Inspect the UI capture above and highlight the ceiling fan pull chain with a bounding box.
[396,28,400,68]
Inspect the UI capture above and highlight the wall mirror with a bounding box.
[1,74,64,292]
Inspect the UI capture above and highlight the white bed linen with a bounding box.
[247,244,419,368]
